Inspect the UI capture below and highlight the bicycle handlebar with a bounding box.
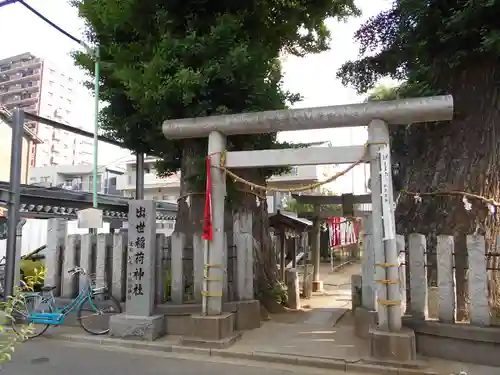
[68,266,87,276]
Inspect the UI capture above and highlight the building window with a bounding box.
[49,69,55,74]
[89,174,103,191]
[49,80,54,86]
[48,92,53,97]
[288,167,298,176]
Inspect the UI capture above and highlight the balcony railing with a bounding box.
[0,83,39,97]
[0,59,42,75]
[0,72,41,87]
[117,173,181,190]
[5,95,39,107]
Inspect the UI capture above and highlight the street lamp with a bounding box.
[1,1,101,299]
[89,46,100,209]
[14,0,101,208]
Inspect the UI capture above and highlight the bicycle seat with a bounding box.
[41,285,56,292]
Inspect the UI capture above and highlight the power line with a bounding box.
[0,0,17,9]
[17,0,84,47]
[24,112,124,148]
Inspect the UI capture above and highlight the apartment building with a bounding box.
[0,106,42,184]
[29,164,124,195]
[0,52,93,167]
[116,156,180,202]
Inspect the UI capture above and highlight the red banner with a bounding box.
[328,217,359,248]
[202,156,213,241]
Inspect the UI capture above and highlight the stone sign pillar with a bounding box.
[110,200,165,340]
[368,120,415,362]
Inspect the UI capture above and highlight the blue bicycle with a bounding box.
[10,266,121,339]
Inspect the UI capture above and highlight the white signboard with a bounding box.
[379,145,396,240]
[77,208,103,229]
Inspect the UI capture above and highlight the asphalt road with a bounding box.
[2,339,350,375]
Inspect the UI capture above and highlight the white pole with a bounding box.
[378,125,402,331]
[368,120,388,330]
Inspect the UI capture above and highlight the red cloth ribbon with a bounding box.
[202,156,213,241]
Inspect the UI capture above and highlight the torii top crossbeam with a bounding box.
[162,96,454,139]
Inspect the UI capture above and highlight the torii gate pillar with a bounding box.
[205,131,227,315]
[311,204,322,291]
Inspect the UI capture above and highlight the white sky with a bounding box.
[0,0,392,165]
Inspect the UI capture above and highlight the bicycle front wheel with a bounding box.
[78,291,121,335]
[10,294,52,339]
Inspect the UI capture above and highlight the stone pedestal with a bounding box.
[351,274,362,310]
[235,300,261,330]
[286,269,301,309]
[354,307,377,339]
[370,328,416,361]
[109,314,165,341]
[302,264,314,299]
[181,313,241,349]
[312,280,323,292]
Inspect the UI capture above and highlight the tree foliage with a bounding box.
[365,84,400,102]
[72,0,360,179]
[282,189,341,213]
[72,0,361,308]
[338,0,500,97]
[341,0,500,201]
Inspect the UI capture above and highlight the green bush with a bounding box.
[0,268,45,363]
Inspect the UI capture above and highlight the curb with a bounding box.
[47,333,444,375]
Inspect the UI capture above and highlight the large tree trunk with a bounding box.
[174,142,281,309]
[395,62,500,321]
[175,139,206,235]
[232,170,283,312]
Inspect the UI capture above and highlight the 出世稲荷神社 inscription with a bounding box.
[126,201,157,316]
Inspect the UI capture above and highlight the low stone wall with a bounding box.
[156,300,261,335]
[403,318,500,367]
[55,298,261,337]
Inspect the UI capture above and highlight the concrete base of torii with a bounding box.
[354,307,416,362]
[370,327,417,362]
[181,313,242,349]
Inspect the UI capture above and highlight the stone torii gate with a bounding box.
[292,192,371,290]
[162,96,453,356]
